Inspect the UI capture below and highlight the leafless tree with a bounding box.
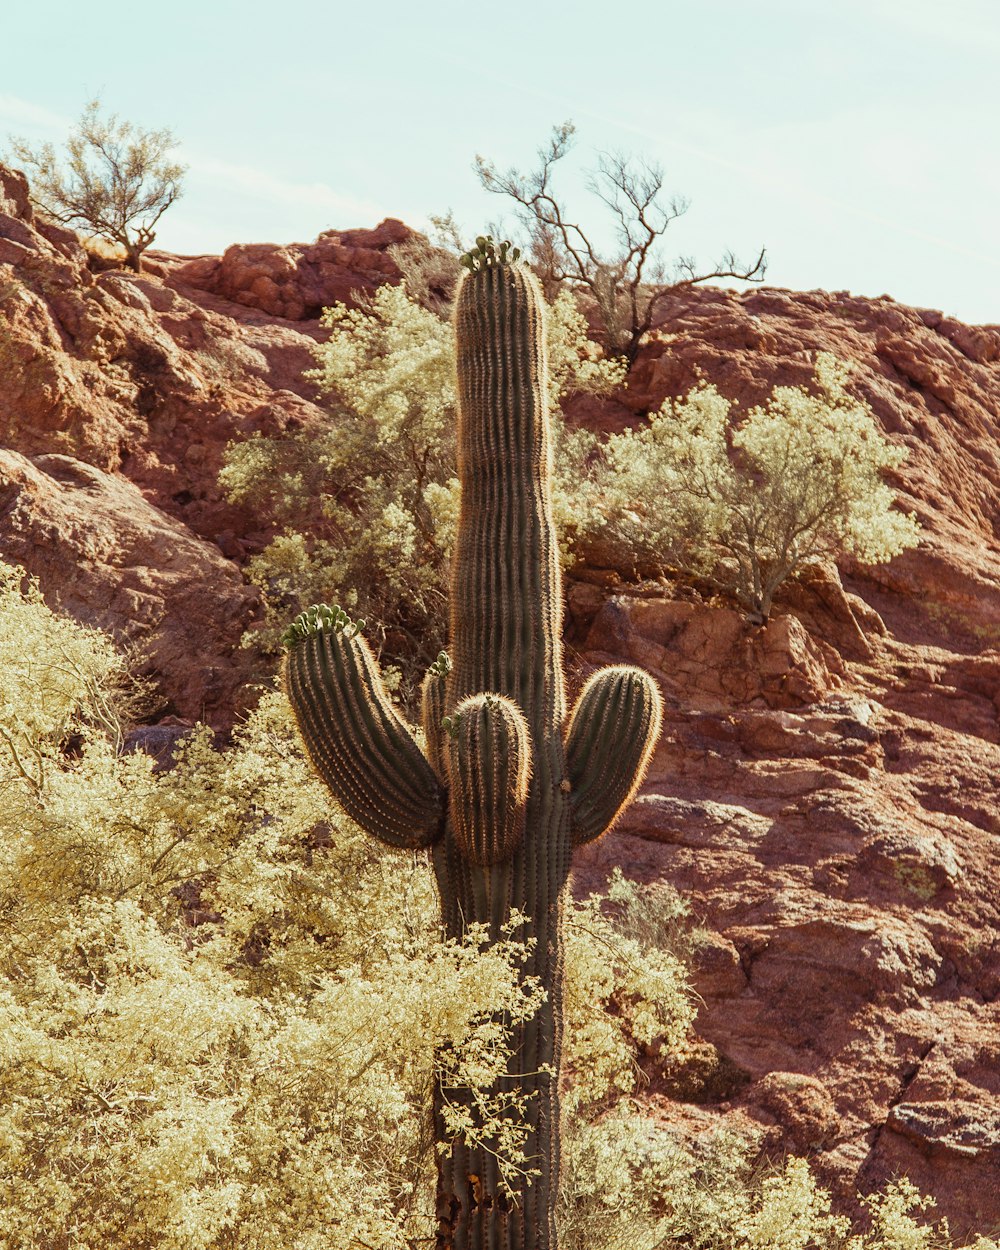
[8,99,185,273]
[475,121,766,367]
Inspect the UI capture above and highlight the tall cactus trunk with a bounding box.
[432,842,566,1250]
[432,253,570,1249]
[283,236,663,1250]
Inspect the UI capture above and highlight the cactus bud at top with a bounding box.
[281,602,364,649]
[458,235,522,274]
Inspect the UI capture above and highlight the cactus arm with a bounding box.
[444,693,531,866]
[284,604,444,849]
[421,651,452,784]
[564,665,664,845]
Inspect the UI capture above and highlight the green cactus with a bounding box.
[284,236,663,1250]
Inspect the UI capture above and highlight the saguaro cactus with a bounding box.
[284,237,663,1250]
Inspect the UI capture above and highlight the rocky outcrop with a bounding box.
[573,585,848,711]
[571,573,1000,1237]
[0,162,394,550]
[165,217,413,320]
[562,287,1000,1235]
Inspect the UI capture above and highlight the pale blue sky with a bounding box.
[2,0,997,323]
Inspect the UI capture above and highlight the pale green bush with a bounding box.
[0,561,543,1248]
[562,869,696,1112]
[224,306,916,684]
[560,1110,989,1250]
[588,353,920,618]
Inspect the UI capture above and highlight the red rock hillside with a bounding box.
[1,161,998,1236]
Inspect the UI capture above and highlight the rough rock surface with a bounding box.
[0,162,359,550]
[2,158,1000,1234]
[0,160,386,727]
[162,217,412,320]
[0,450,257,726]
[565,282,1000,1237]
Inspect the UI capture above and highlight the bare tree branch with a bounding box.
[7,98,186,273]
[474,121,767,368]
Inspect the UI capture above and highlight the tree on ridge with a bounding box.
[8,98,185,273]
[475,120,767,367]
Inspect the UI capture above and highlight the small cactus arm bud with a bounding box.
[563,665,663,845]
[421,651,452,783]
[445,693,531,865]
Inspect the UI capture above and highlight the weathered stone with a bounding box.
[0,450,257,726]
[887,1100,1000,1160]
[749,1071,841,1151]
[585,595,839,710]
[170,218,413,320]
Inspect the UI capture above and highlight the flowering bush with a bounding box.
[0,563,542,1248]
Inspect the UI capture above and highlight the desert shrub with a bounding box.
[0,561,136,765]
[386,213,464,316]
[223,306,916,702]
[587,353,920,618]
[560,1117,834,1250]
[562,869,697,1112]
[219,280,622,702]
[0,560,544,1248]
[0,562,993,1249]
[559,1110,989,1250]
[559,1105,694,1250]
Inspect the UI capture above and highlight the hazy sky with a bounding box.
[2,0,996,324]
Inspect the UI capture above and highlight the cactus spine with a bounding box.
[284,235,663,1250]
